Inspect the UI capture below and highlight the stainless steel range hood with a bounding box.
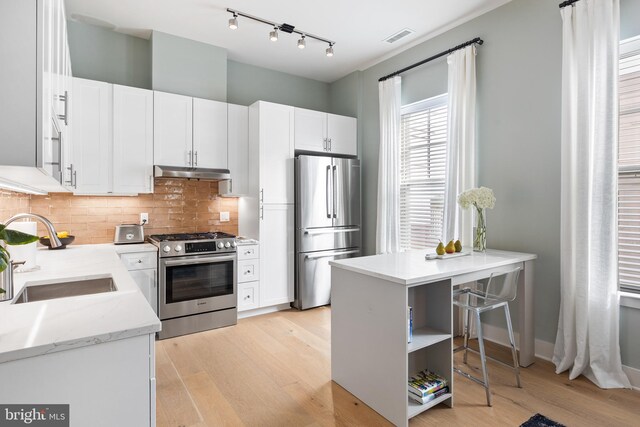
[154,165,231,181]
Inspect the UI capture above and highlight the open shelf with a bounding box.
[408,327,451,353]
[407,392,452,419]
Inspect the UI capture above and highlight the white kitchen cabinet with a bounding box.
[259,204,294,307]
[193,98,228,169]
[220,103,249,196]
[154,91,193,167]
[71,78,112,194]
[238,282,260,311]
[237,243,260,312]
[120,251,158,315]
[0,334,155,427]
[0,0,72,192]
[250,101,295,204]
[113,85,154,194]
[293,108,357,156]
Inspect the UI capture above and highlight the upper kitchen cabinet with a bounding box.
[249,101,295,204]
[71,78,112,194]
[154,91,193,167]
[113,85,154,194]
[154,92,229,169]
[193,98,228,169]
[293,108,357,156]
[220,104,249,196]
[0,0,72,192]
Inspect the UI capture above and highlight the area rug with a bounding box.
[520,413,566,427]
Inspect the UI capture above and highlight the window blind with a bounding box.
[618,38,640,292]
[399,94,448,251]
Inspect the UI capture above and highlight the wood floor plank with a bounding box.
[156,308,640,427]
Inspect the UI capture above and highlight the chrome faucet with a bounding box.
[3,213,62,248]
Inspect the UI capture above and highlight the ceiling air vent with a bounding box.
[384,28,415,44]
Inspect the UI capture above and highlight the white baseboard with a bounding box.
[481,323,640,390]
[237,303,291,319]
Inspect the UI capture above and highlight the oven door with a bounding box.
[159,253,237,320]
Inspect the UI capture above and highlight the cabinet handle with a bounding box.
[328,138,332,151]
[194,151,198,166]
[65,164,74,187]
[72,170,77,189]
[187,150,192,166]
[260,188,264,203]
[323,138,327,151]
[57,91,69,126]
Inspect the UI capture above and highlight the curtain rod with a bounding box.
[378,37,483,82]
[559,0,581,8]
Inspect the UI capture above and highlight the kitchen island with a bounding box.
[329,249,536,426]
[0,244,161,427]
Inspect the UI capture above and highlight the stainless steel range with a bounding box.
[149,232,238,339]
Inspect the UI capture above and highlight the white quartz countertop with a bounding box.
[0,243,160,364]
[329,249,537,286]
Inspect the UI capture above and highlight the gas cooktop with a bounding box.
[148,231,237,257]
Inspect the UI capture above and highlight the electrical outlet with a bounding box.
[220,212,230,222]
[140,212,149,225]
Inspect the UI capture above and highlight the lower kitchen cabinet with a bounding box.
[238,281,260,311]
[0,334,156,427]
[237,243,260,312]
[259,204,294,307]
[120,251,158,314]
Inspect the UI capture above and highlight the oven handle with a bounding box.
[162,254,237,267]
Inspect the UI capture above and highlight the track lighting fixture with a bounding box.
[326,43,334,57]
[226,8,334,56]
[228,13,238,30]
[269,27,278,42]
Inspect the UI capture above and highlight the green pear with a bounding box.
[454,239,462,252]
[436,241,446,256]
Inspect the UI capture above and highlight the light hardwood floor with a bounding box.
[156,307,640,426]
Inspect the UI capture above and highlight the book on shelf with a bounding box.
[408,306,413,343]
[408,386,449,405]
[408,370,448,398]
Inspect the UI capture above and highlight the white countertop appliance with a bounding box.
[148,232,237,339]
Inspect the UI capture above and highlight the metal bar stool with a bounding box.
[453,267,522,406]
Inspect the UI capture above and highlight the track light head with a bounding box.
[326,43,334,57]
[298,35,306,49]
[228,13,238,30]
[269,27,278,42]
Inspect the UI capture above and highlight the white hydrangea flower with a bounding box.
[457,187,496,210]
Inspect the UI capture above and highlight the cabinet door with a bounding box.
[294,108,327,153]
[259,204,294,307]
[193,98,228,169]
[258,103,294,204]
[113,85,154,194]
[71,78,112,194]
[129,269,158,315]
[226,104,249,195]
[327,114,357,156]
[154,91,193,167]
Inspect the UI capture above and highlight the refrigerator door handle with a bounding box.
[303,227,360,235]
[326,165,332,219]
[304,249,360,260]
[332,165,337,219]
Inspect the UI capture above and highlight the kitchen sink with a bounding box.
[13,276,117,304]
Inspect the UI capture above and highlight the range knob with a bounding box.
[163,245,171,253]
[217,242,224,249]
[231,241,237,248]
[174,245,183,252]
[225,241,231,248]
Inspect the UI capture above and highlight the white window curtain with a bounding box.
[442,46,476,245]
[553,0,630,389]
[376,76,402,254]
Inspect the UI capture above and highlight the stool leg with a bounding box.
[475,310,492,407]
[504,303,522,388]
[463,304,471,364]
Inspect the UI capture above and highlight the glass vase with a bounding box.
[473,207,487,252]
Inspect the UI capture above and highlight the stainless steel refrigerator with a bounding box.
[293,155,361,310]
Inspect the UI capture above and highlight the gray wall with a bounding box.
[151,31,227,101]
[67,21,151,89]
[329,0,640,369]
[227,60,329,111]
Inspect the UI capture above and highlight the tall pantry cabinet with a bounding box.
[243,101,295,308]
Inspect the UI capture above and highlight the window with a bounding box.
[618,36,640,292]
[399,94,448,251]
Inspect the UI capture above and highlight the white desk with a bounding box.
[329,249,536,426]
